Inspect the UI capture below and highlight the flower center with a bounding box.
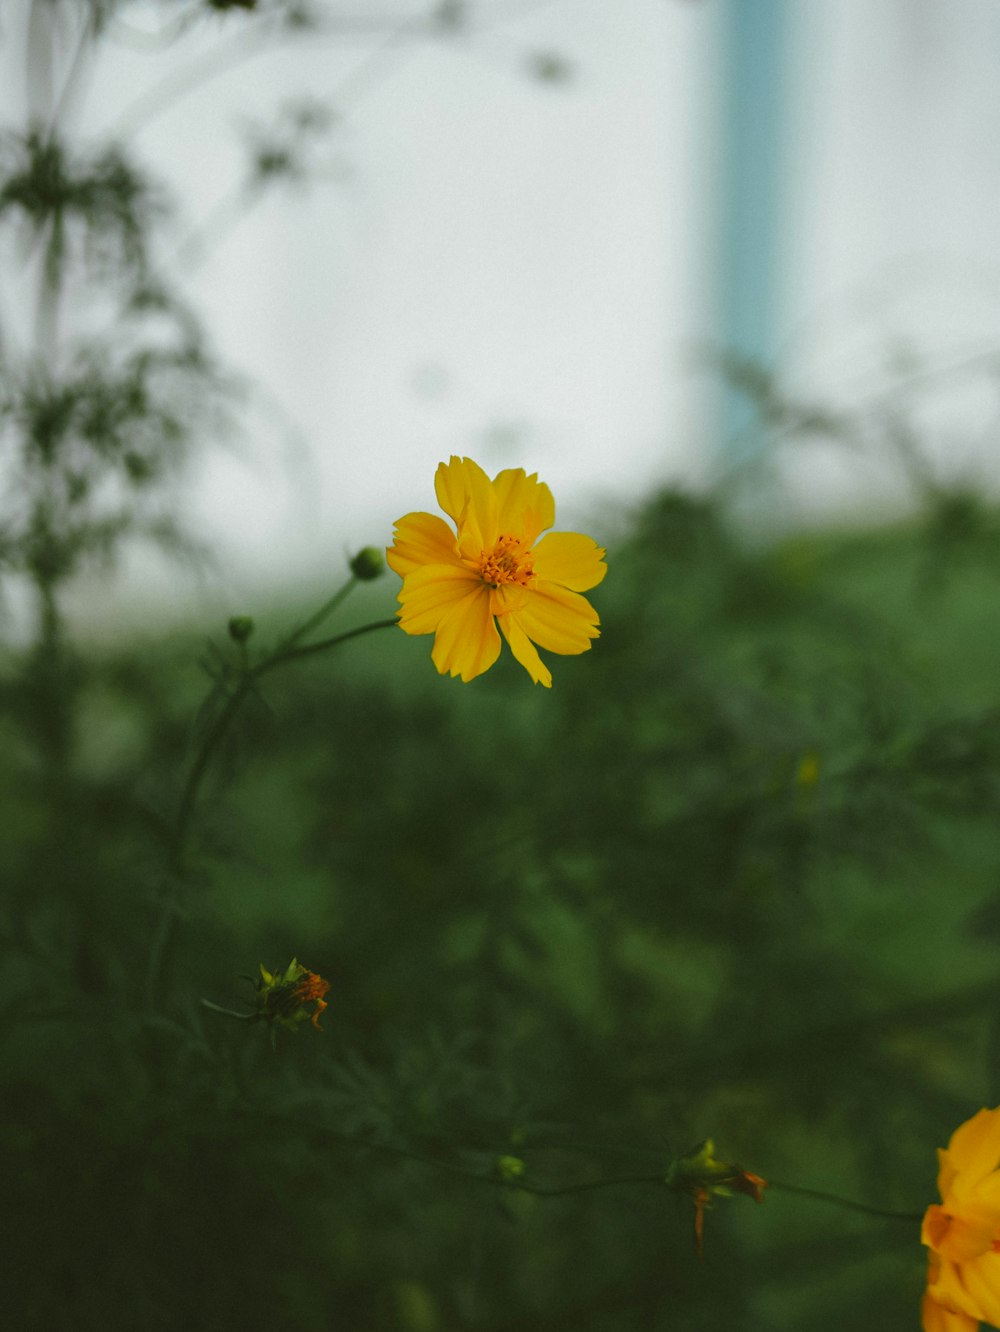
[479,534,535,587]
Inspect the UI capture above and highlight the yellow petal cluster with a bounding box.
[922,1106,1000,1332]
[387,456,607,687]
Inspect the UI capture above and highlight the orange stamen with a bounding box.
[478,534,535,588]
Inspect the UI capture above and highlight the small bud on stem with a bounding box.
[349,546,385,581]
[228,615,255,643]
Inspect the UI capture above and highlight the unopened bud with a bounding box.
[350,546,385,581]
[666,1139,767,1255]
[496,1155,526,1183]
[228,615,255,643]
[254,959,330,1031]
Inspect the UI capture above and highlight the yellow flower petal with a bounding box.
[532,531,608,592]
[924,1201,1000,1263]
[499,614,552,687]
[489,584,530,617]
[938,1148,961,1206]
[430,584,501,681]
[933,1252,1000,1327]
[434,456,497,553]
[387,511,461,577]
[961,1251,1000,1327]
[948,1108,1000,1194]
[921,1290,978,1332]
[397,563,481,636]
[509,581,600,656]
[493,468,555,545]
[925,1107,1000,1332]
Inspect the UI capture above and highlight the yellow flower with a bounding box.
[386,456,607,687]
[922,1106,1000,1332]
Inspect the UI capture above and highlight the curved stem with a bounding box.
[272,576,358,656]
[111,18,280,138]
[260,617,398,674]
[521,1170,667,1198]
[111,10,425,140]
[47,5,95,133]
[167,673,252,873]
[768,1179,923,1223]
[239,1112,927,1219]
[251,1113,666,1197]
[146,611,396,1003]
[200,999,255,1021]
[170,613,393,868]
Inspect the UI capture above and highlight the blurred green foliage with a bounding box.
[3,4,1000,1329]
[4,487,1000,1329]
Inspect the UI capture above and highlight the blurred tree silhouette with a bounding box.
[2,4,1000,1331]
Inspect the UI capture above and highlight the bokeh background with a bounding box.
[3,2,1000,1329]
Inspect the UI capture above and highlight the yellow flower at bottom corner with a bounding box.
[922,1106,1000,1332]
[386,456,607,687]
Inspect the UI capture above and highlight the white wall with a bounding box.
[2,0,1000,626]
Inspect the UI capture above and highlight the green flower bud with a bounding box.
[496,1155,526,1183]
[228,615,255,643]
[254,959,330,1031]
[349,546,385,581]
[667,1139,767,1255]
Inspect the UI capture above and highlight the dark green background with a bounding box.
[4,486,999,1329]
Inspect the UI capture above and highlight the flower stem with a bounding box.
[767,1179,923,1222]
[272,576,358,656]
[243,1113,927,1221]
[145,605,397,1005]
[200,999,256,1021]
[248,1113,667,1196]
[168,673,253,873]
[259,617,399,674]
[167,596,389,873]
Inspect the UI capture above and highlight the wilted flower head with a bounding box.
[253,959,330,1031]
[387,456,607,687]
[666,1139,768,1255]
[922,1106,1000,1332]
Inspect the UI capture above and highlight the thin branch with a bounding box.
[47,4,96,132]
[145,610,396,1002]
[166,672,253,873]
[259,617,398,673]
[243,1112,926,1216]
[253,1112,667,1196]
[111,15,286,137]
[106,4,205,51]
[768,1180,923,1224]
[111,9,438,139]
[272,575,358,656]
[200,998,255,1020]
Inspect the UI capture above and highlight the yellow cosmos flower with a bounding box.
[387,456,607,687]
[922,1106,1000,1332]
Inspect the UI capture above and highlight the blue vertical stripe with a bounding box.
[718,0,791,459]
